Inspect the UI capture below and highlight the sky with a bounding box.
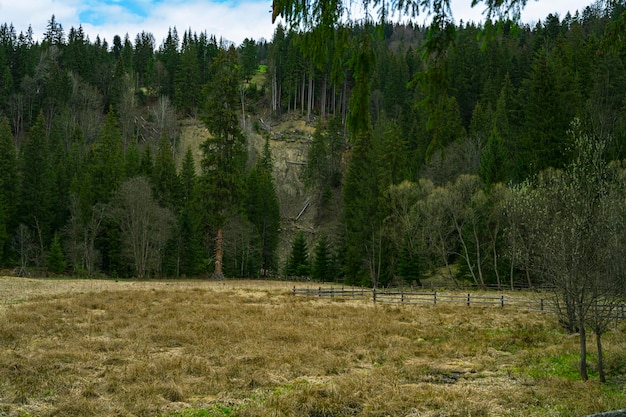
[0,0,596,47]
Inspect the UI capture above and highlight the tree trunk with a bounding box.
[579,312,588,381]
[213,227,225,280]
[596,329,605,382]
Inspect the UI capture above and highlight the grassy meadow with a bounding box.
[0,277,624,416]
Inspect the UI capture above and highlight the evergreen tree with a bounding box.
[19,112,55,255]
[152,135,180,210]
[246,138,280,276]
[312,235,335,282]
[198,46,247,279]
[178,147,206,276]
[47,232,66,274]
[88,109,124,204]
[239,38,258,82]
[0,117,17,265]
[286,231,310,277]
[396,240,421,284]
[139,142,154,178]
[174,40,200,116]
[124,142,142,178]
[479,129,510,186]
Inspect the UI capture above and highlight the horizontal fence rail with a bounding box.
[292,287,626,319]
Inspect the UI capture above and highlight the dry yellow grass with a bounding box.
[0,277,624,416]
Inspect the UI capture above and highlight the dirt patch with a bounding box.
[178,114,330,266]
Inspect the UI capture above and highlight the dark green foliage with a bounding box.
[19,113,55,244]
[47,233,66,274]
[311,235,336,282]
[479,129,510,186]
[152,135,181,210]
[199,46,247,278]
[239,38,258,82]
[304,116,345,206]
[88,110,124,205]
[246,139,280,276]
[285,232,310,277]
[0,117,17,265]
[139,143,154,178]
[199,46,247,227]
[174,37,200,116]
[396,242,420,285]
[0,8,623,283]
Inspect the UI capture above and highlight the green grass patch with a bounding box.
[524,353,597,380]
[167,405,234,416]
[257,65,268,74]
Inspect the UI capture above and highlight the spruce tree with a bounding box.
[174,146,205,277]
[47,232,66,274]
[152,135,180,210]
[19,112,55,249]
[286,231,310,277]
[246,139,280,276]
[0,117,17,265]
[312,235,335,282]
[198,46,247,279]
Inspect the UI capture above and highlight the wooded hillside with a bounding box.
[0,3,625,293]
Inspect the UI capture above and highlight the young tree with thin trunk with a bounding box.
[506,120,626,381]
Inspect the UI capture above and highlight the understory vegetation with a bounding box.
[0,278,625,416]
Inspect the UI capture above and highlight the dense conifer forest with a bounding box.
[1,2,626,298]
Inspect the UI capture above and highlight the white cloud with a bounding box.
[0,0,597,47]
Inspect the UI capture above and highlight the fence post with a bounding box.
[373,288,377,303]
[318,287,322,298]
[434,291,437,305]
[501,295,504,308]
[467,293,471,306]
[540,299,544,311]
[293,286,296,296]
[401,288,404,304]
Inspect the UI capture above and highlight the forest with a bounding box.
[0,1,626,299]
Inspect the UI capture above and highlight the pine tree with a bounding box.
[174,40,200,116]
[88,109,124,204]
[152,135,180,210]
[479,129,510,186]
[124,142,142,178]
[312,235,335,282]
[198,46,247,279]
[139,142,154,178]
[286,231,310,277]
[19,112,55,251]
[0,117,17,265]
[246,138,280,276]
[47,232,66,274]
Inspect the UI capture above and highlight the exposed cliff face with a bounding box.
[179,115,331,268]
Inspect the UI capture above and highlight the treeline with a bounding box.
[287,2,626,289]
[0,16,277,278]
[1,3,626,288]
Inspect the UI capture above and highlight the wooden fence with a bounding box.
[292,287,626,319]
[292,286,565,314]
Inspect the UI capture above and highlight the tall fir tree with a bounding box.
[286,231,310,277]
[152,135,180,211]
[0,117,17,265]
[199,46,247,279]
[246,138,280,276]
[177,146,205,276]
[312,235,336,282]
[19,112,55,251]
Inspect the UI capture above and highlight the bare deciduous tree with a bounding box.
[110,176,175,279]
[65,196,106,277]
